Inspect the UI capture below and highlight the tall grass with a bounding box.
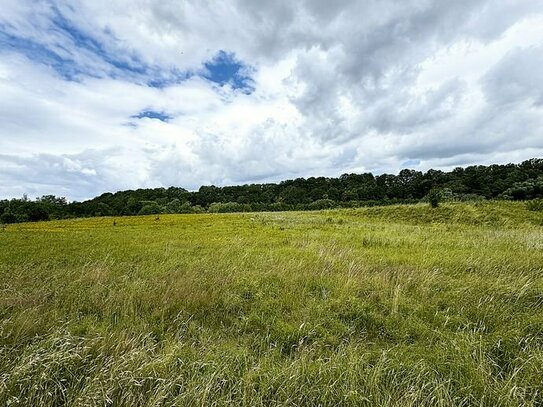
[0,202,542,406]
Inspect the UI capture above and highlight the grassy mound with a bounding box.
[348,201,543,227]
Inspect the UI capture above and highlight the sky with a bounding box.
[1,1,543,201]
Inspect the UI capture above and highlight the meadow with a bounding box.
[0,201,542,406]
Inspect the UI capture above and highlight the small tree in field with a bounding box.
[427,188,442,208]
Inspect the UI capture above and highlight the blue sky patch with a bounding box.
[401,159,421,168]
[203,50,255,94]
[49,6,149,77]
[132,110,172,122]
[1,10,254,94]
[50,8,104,56]
[0,27,90,81]
[0,8,149,81]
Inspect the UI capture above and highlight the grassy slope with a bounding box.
[0,202,542,406]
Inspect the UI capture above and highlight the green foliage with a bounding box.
[0,208,17,224]
[1,158,542,222]
[163,198,182,213]
[137,201,163,215]
[190,204,205,214]
[427,188,442,208]
[0,202,541,405]
[208,201,251,213]
[0,198,49,223]
[501,176,543,200]
[308,198,337,210]
[526,198,543,211]
[94,202,112,217]
[279,185,308,205]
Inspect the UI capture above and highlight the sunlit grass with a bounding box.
[0,202,542,406]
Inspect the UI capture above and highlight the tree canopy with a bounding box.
[1,159,542,223]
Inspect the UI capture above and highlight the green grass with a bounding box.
[0,201,542,406]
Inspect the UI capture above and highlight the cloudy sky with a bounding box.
[1,0,543,201]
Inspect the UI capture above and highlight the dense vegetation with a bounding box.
[1,158,542,223]
[0,202,542,405]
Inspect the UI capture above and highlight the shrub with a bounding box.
[208,202,251,213]
[138,202,163,215]
[268,202,291,212]
[191,205,205,213]
[177,202,194,213]
[526,199,543,212]
[427,189,442,208]
[308,199,337,210]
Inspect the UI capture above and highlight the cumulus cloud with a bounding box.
[1,0,543,200]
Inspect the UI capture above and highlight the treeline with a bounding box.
[1,158,542,223]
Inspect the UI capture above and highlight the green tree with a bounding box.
[278,186,307,205]
[164,199,182,214]
[0,208,17,224]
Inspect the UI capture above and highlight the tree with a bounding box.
[501,177,543,200]
[164,199,183,213]
[0,208,17,224]
[94,203,113,217]
[126,197,142,215]
[341,189,359,202]
[278,186,307,205]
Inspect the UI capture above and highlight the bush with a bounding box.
[526,199,543,212]
[426,189,442,208]
[178,202,195,214]
[208,202,251,213]
[191,205,205,214]
[308,199,337,210]
[455,193,485,202]
[268,202,292,212]
[138,202,163,215]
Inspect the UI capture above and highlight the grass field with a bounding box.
[0,202,542,406]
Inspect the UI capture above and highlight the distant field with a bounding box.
[0,202,542,406]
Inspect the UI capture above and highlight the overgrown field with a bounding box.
[0,202,542,406]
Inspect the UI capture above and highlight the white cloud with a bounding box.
[1,0,543,200]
